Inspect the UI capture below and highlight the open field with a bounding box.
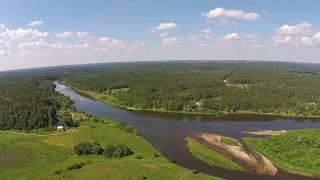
[244,128,320,176]
[0,119,217,180]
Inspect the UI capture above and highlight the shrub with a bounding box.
[67,163,85,171]
[135,155,143,159]
[54,169,63,175]
[103,144,133,158]
[153,152,160,157]
[73,141,103,155]
[92,145,104,155]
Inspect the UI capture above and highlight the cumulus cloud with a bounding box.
[300,32,320,47]
[222,33,240,41]
[162,37,179,45]
[156,23,178,30]
[27,20,44,26]
[274,22,320,47]
[278,23,314,36]
[0,24,48,41]
[97,37,125,48]
[202,7,260,21]
[18,39,51,50]
[76,32,89,38]
[56,32,73,38]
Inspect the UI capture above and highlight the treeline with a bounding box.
[64,61,320,117]
[0,80,72,130]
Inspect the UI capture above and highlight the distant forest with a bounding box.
[63,61,320,117]
[1,61,320,131]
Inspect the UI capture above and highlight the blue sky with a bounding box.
[1,0,320,70]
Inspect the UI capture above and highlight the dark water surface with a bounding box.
[55,82,320,180]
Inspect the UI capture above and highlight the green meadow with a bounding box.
[244,129,320,176]
[0,120,218,180]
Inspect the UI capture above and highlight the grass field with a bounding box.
[244,129,320,176]
[186,137,245,172]
[0,119,219,180]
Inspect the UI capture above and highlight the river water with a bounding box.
[55,82,320,180]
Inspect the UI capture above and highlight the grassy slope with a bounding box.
[244,129,320,176]
[186,138,245,172]
[0,120,219,180]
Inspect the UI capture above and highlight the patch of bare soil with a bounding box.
[198,133,277,176]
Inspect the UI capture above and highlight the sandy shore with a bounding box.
[198,133,277,176]
[243,130,287,136]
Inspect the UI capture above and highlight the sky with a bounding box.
[1,0,320,71]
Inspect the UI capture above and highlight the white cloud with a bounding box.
[98,37,125,48]
[18,39,51,50]
[222,33,240,41]
[246,34,257,39]
[274,35,292,45]
[76,32,89,38]
[27,20,44,27]
[300,32,320,47]
[202,7,260,21]
[0,24,48,41]
[56,32,73,38]
[278,23,313,36]
[200,28,212,34]
[274,23,320,47]
[156,23,178,30]
[162,37,179,45]
[0,49,11,57]
[159,32,168,37]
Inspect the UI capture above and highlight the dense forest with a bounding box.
[0,75,72,130]
[63,61,320,117]
[1,61,320,131]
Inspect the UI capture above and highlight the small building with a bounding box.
[195,102,202,108]
[56,125,65,131]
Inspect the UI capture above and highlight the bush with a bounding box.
[92,145,104,155]
[54,169,63,175]
[103,144,133,158]
[135,155,143,159]
[67,163,85,171]
[73,141,103,155]
[153,152,160,157]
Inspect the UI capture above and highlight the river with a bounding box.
[55,82,320,180]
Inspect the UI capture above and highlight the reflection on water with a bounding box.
[55,82,320,180]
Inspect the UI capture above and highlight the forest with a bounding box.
[0,71,72,130]
[2,60,320,131]
[63,61,320,117]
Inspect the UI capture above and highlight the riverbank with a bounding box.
[0,115,216,179]
[55,81,320,179]
[62,81,320,120]
[244,128,320,177]
[195,134,277,176]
